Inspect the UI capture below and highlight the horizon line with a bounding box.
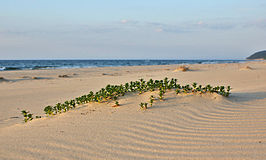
[0,58,247,61]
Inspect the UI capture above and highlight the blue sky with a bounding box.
[0,0,266,59]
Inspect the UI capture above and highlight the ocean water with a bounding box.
[0,59,247,71]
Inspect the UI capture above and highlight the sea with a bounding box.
[0,59,248,71]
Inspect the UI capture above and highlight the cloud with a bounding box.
[119,19,139,26]
[201,18,266,30]
[197,21,204,25]
[119,20,188,33]
[201,22,236,30]
[155,28,163,32]
[116,19,240,33]
[120,19,128,24]
[244,18,266,29]
[81,25,120,33]
[0,24,122,38]
[1,17,265,40]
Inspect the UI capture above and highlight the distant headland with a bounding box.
[246,50,266,60]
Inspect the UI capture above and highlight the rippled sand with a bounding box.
[1,61,266,159]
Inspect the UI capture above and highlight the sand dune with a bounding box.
[0,61,266,159]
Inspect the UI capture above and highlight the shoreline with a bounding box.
[0,60,257,74]
[0,59,250,72]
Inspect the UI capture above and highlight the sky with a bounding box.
[0,0,266,60]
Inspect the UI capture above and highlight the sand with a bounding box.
[0,61,266,159]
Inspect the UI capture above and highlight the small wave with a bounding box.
[32,65,57,70]
[0,67,22,71]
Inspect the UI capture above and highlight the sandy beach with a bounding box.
[0,61,266,159]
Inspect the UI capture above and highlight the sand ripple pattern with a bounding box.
[1,94,266,160]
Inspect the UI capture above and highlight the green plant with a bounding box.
[53,106,58,115]
[139,103,144,109]
[197,85,203,93]
[225,86,231,97]
[150,95,154,107]
[176,89,181,95]
[144,103,148,109]
[56,103,62,113]
[192,82,197,92]
[206,84,212,92]
[159,90,164,100]
[21,110,33,122]
[115,101,119,106]
[139,102,147,110]
[44,106,53,116]
[164,77,169,89]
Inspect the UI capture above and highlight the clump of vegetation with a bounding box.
[175,89,181,95]
[139,102,148,110]
[21,110,33,122]
[21,77,232,122]
[112,96,120,107]
[226,86,231,97]
[150,95,155,107]
[159,91,164,100]
[112,99,120,107]
[44,106,53,116]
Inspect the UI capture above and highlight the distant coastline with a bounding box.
[0,59,248,71]
[246,50,266,60]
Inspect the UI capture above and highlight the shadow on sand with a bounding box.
[229,91,266,102]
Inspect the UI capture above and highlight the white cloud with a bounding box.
[197,21,204,25]
[120,19,128,24]
[155,28,163,32]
